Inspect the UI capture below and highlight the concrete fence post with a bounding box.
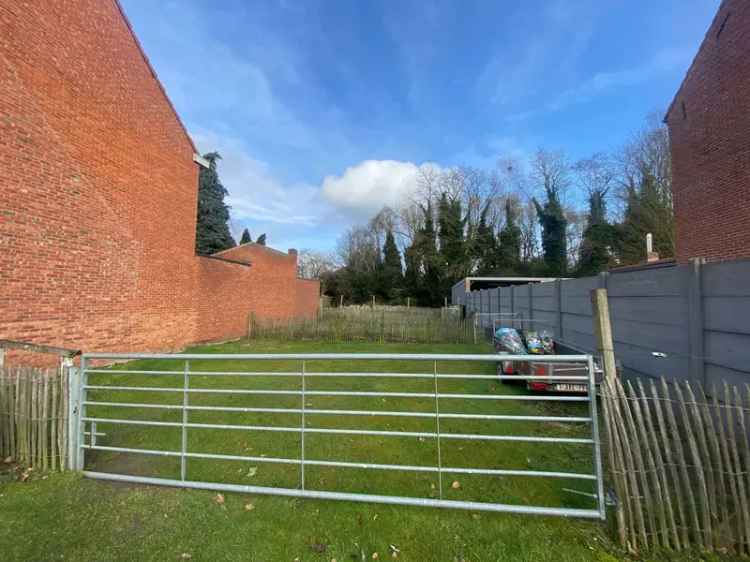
[555,279,563,341]
[528,283,534,331]
[688,258,707,387]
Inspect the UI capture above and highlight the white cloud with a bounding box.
[192,128,448,246]
[505,46,694,123]
[321,160,442,217]
[192,129,321,227]
[546,47,692,111]
[193,126,447,230]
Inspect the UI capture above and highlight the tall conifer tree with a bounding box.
[195,152,235,254]
[381,229,403,301]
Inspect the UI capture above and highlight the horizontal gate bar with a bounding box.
[85,369,589,382]
[83,385,590,401]
[82,352,592,362]
[82,471,602,519]
[82,401,591,423]
[78,351,603,519]
[81,444,596,480]
[81,417,593,443]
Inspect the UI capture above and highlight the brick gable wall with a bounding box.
[666,0,750,263]
[0,0,319,363]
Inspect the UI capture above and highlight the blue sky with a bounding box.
[121,0,719,252]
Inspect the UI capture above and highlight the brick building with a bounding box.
[0,0,319,361]
[666,0,750,263]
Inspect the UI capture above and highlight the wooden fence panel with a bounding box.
[602,378,750,555]
[0,367,69,471]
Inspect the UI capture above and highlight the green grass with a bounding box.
[0,340,741,561]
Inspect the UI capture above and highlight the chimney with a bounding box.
[646,233,660,263]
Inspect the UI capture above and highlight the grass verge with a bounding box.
[0,340,741,561]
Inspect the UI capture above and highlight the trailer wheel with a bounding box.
[497,362,517,385]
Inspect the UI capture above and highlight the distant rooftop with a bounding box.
[452,276,561,292]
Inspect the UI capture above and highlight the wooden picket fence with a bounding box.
[601,376,750,556]
[0,366,70,471]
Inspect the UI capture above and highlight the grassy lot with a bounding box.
[0,340,740,561]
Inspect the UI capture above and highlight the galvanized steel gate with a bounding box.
[70,352,605,519]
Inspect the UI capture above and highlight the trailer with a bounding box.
[492,322,608,393]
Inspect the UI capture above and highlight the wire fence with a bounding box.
[0,366,70,471]
[248,306,471,344]
[601,376,750,556]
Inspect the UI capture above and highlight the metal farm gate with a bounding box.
[69,353,605,519]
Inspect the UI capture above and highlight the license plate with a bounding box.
[554,384,587,393]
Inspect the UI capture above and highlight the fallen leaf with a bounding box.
[246,466,258,478]
[451,481,461,489]
[310,543,327,553]
[3,456,12,464]
[180,553,192,560]
[244,502,255,511]
[214,493,225,505]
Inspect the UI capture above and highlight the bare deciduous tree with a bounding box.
[297,249,340,279]
[337,226,380,272]
[574,153,617,199]
[530,149,571,203]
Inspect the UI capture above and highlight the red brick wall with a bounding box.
[666,0,750,263]
[0,0,319,363]
[295,279,323,320]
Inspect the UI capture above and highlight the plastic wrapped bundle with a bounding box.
[524,331,545,354]
[539,330,555,354]
[494,327,527,354]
